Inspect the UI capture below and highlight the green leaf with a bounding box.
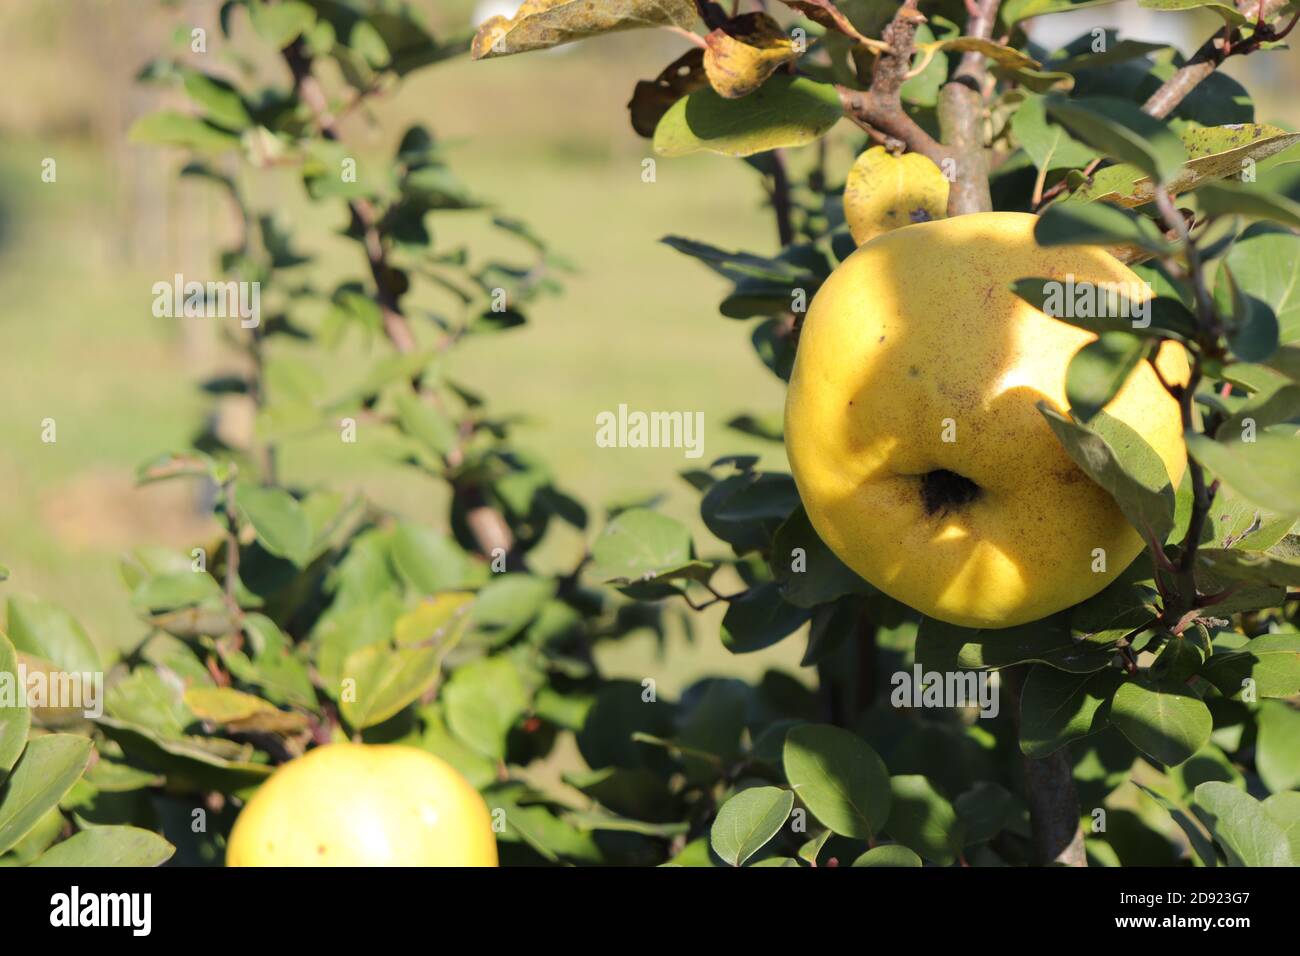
[32,826,175,867]
[1001,0,1122,26]
[1039,406,1177,544]
[1256,700,1300,793]
[1138,0,1248,25]
[389,524,478,594]
[1217,263,1280,363]
[884,775,964,866]
[393,390,457,457]
[1011,94,1094,172]
[954,781,1027,845]
[181,72,252,130]
[1192,781,1294,866]
[1011,280,1197,340]
[1135,783,1219,867]
[1019,666,1122,757]
[770,505,871,608]
[591,508,693,584]
[470,575,555,645]
[1034,201,1172,254]
[720,583,811,654]
[1202,632,1300,699]
[443,656,529,760]
[1225,225,1300,344]
[1263,791,1300,864]
[654,75,843,158]
[0,734,92,854]
[709,786,794,866]
[1066,332,1150,422]
[339,644,435,731]
[1046,96,1186,184]
[0,633,30,773]
[351,593,473,730]
[1187,429,1300,515]
[127,111,242,152]
[472,0,697,59]
[5,596,101,676]
[1215,383,1300,445]
[783,723,891,839]
[1110,680,1212,766]
[234,483,311,567]
[851,844,924,867]
[1196,181,1300,229]
[94,718,272,794]
[1196,546,1300,589]
[916,612,1114,673]
[248,0,316,48]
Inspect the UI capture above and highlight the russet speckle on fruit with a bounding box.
[784,211,1188,628]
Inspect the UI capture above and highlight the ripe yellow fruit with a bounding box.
[226,743,498,867]
[784,211,1188,628]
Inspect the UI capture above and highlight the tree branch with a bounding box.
[1003,666,1088,866]
[281,39,517,563]
[937,0,998,215]
[836,0,949,164]
[1142,0,1292,119]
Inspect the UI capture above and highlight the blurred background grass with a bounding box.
[1,0,1296,694]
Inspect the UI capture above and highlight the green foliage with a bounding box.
[3,0,1299,870]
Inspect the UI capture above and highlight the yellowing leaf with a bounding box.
[183,686,308,735]
[922,36,1040,71]
[472,0,698,60]
[393,592,475,649]
[844,147,949,246]
[704,13,799,100]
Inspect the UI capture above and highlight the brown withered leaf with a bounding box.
[778,0,882,48]
[472,0,699,60]
[628,48,707,138]
[704,13,800,99]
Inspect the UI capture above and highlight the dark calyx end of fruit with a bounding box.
[920,469,981,516]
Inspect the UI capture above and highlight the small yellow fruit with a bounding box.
[226,743,498,867]
[784,211,1188,628]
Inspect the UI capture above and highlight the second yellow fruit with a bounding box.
[226,743,498,867]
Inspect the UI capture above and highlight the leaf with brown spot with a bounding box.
[777,1,890,51]
[704,13,800,100]
[844,146,949,245]
[1072,124,1300,208]
[628,48,707,138]
[472,0,699,60]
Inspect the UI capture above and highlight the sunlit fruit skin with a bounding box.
[784,211,1188,629]
[226,743,498,867]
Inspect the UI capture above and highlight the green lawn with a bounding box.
[0,28,805,690]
